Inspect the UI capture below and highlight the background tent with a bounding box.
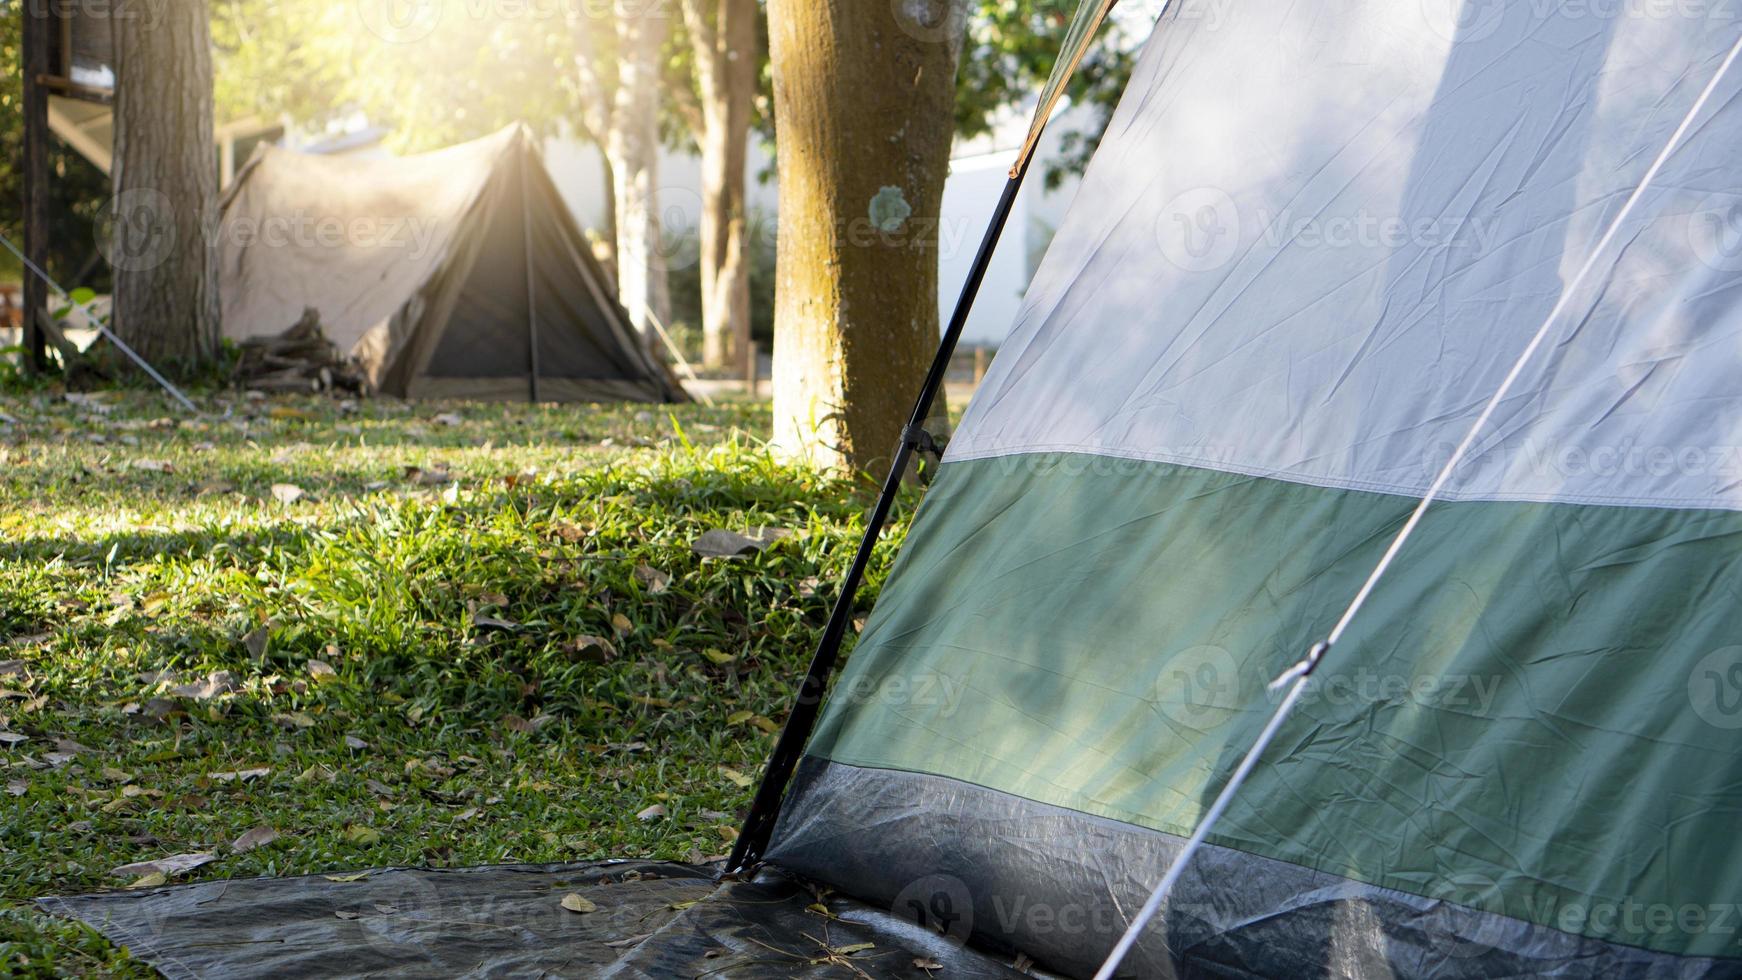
[218,125,685,403]
[766,1,1742,976]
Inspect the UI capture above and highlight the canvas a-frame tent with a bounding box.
[747,1,1742,976]
[218,124,685,403]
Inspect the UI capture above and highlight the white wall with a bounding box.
[539,103,1092,347]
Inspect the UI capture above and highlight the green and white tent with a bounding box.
[760,0,1742,975]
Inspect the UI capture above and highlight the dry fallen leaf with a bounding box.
[111,852,216,878]
[242,626,271,663]
[344,825,382,845]
[690,527,790,559]
[231,826,280,853]
[717,766,752,788]
[167,670,238,701]
[633,565,671,593]
[324,872,371,883]
[128,872,168,889]
[560,893,598,914]
[270,483,305,505]
[404,464,452,486]
[5,780,27,796]
[913,956,944,971]
[636,804,667,822]
[209,767,272,783]
[307,660,338,683]
[0,732,27,746]
[565,635,617,664]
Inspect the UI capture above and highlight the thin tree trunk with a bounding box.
[687,0,756,373]
[768,0,966,471]
[596,154,620,289]
[608,10,672,341]
[111,0,220,369]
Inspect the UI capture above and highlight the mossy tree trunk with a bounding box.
[767,0,967,472]
[111,0,220,370]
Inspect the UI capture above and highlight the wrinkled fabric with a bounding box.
[786,455,1742,961]
[955,0,1742,509]
[772,760,1742,979]
[219,125,682,403]
[42,861,1051,979]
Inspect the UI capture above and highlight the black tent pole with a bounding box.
[726,158,1032,873]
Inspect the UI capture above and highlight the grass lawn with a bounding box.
[0,386,919,977]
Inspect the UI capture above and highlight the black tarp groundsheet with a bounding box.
[40,860,1055,978]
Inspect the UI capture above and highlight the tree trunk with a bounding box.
[688,0,757,373]
[111,0,220,369]
[768,0,966,472]
[607,10,672,341]
[596,154,620,289]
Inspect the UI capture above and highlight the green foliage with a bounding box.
[956,0,1145,188]
[665,207,778,357]
[212,0,580,153]
[0,392,921,972]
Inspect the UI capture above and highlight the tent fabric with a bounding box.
[771,0,1742,976]
[218,125,683,403]
[41,861,1053,979]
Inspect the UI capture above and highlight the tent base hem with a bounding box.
[769,758,1742,979]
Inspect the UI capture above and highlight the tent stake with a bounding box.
[726,162,1030,873]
